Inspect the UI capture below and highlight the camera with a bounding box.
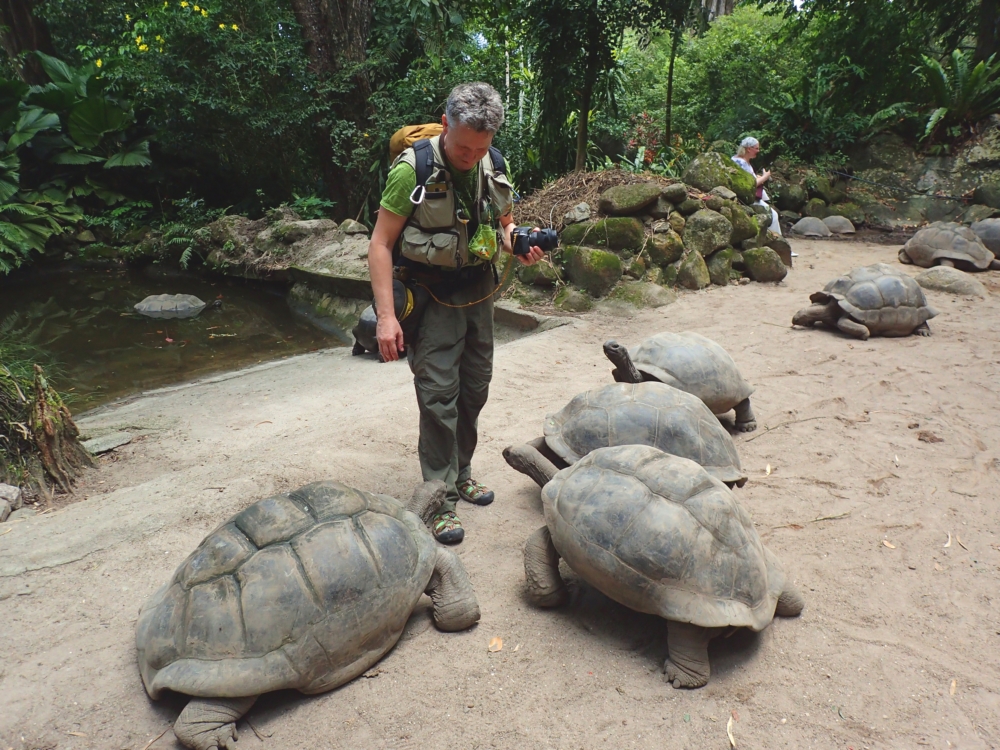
[511,226,558,256]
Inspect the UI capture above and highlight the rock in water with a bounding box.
[684,210,733,257]
[563,246,623,297]
[134,294,208,319]
[790,217,832,237]
[743,248,788,282]
[915,266,987,297]
[677,251,711,290]
[598,183,661,216]
[823,215,855,234]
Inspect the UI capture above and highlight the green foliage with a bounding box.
[915,49,1000,141]
[284,193,336,220]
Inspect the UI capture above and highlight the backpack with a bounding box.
[389,123,444,163]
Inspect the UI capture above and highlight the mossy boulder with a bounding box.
[677,198,703,216]
[774,183,807,212]
[682,152,756,204]
[518,259,560,287]
[743,247,788,282]
[810,176,848,205]
[661,262,680,287]
[562,245,623,297]
[683,209,733,257]
[598,183,661,216]
[609,281,678,308]
[803,198,828,218]
[719,201,759,245]
[645,265,665,285]
[624,255,647,279]
[668,212,686,234]
[825,202,865,225]
[973,179,1000,209]
[764,233,793,266]
[648,196,675,219]
[645,230,685,267]
[554,287,593,312]
[676,250,711,290]
[706,247,739,286]
[704,195,725,212]
[661,183,689,203]
[560,217,644,253]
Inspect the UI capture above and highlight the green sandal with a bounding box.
[457,479,495,506]
[432,511,465,545]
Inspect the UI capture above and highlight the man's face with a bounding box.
[441,115,494,172]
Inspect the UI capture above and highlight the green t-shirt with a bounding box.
[379,156,510,220]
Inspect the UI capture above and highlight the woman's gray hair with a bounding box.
[445,82,505,133]
[736,136,760,159]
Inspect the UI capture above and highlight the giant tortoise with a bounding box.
[520,444,804,688]
[899,221,1000,271]
[792,263,938,340]
[603,332,757,431]
[503,381,746,488]
[136,480,480,750]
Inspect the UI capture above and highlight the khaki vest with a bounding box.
[392,135,513,269]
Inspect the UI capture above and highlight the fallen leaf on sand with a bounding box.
[934,562,943,571]
[957,535,968,551]
[727,715,737,748]
[917,431,943,443]
[488,637,503,653]
[254,421,273,427]
[893,454,899,466]
[950,679,957,695]
[765,464,771,476]
[882,540,896,549]
[67,732,86,737]
[0,528,11,536]
[513,644,521,652]
[944,533,952,548]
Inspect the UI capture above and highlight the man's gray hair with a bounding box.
[446,82,505,133]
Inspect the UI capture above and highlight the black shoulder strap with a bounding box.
[488,145,505,176]
[413,138,435,187]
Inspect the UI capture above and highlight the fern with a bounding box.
[915,49,1000,141]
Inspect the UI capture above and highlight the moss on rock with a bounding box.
[554,286,593,312]
[720,201,759,245]
[562,245,623,297]
[682,152,756,204]
[676,250,710,289]
[706,247,738,286]
[661,182,689,203]
[645,230,685,267]
[598,183,661,215]
[560,217,644,252]
[803,198,828,218]
[683,209,733,257]
[609,281,677,308]
[743,247,788,282]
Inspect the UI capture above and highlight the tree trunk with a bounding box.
[0,0,58,85]
[976,0,1000,63]
[289,0,375,218]
[665,27,680,151]
[28,365,94,494]
[574,81,592,172]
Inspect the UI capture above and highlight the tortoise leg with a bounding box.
[663,622,722,689]
[990,259,1000,270]
[835,316,870,340]
[733,397,757,432]
[426,546,481,632]
[352,341,366,355]
[603,340,644,383]
[174,696,257,750]
[913,322,932,337]
[503,439,560,488]
[938,258,955,268]
[791,302,837,329]
[523,526,568,606]
[775,583,805,617]
[406,480,447,525]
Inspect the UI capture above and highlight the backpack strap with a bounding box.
[488,145,505,176]
[413,138,436,188]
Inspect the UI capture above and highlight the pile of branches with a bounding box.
[1,364,94,493]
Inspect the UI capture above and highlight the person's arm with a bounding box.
[498,213,544,265]
[757,169,771,187]
[368,208,409,362]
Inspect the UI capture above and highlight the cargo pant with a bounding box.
[407,269,494,511]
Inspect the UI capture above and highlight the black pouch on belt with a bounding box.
[373,278,430,353]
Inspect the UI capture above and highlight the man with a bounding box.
[367,82,544,544]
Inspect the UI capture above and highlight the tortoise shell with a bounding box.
[810,263,937,336]
[899,222,995,269]
[136,481,437,700]
[134,294,208,319]
[542,445,787,630]
[544,382,747,486]
[626,332,753,415]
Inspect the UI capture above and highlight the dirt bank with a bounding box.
[2,238,999,750]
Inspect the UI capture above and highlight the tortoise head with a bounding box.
[602,340,643,384]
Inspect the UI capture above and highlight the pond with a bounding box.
[0,265,342,412]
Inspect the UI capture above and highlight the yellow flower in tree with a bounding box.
[180,1,188,7]
[138,44,149,52]
[135,35,143,43]
[126,13,131,20]
[193,4,199,9]
[231,24,238,30]
[95,59,103,68]
[219,23,225,28]
[201,9,208,16]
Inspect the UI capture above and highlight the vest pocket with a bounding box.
[415,184,455,230]
[401,225,461,268]
[487,173,514,217]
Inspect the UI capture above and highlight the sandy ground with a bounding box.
[2,238,999,750]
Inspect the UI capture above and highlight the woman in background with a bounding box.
[732,137,781,236]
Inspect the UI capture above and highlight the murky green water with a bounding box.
[0,265,342,412]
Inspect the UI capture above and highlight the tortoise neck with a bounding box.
[602,340,643,383]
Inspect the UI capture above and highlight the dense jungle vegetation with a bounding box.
[0,0,994,274]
